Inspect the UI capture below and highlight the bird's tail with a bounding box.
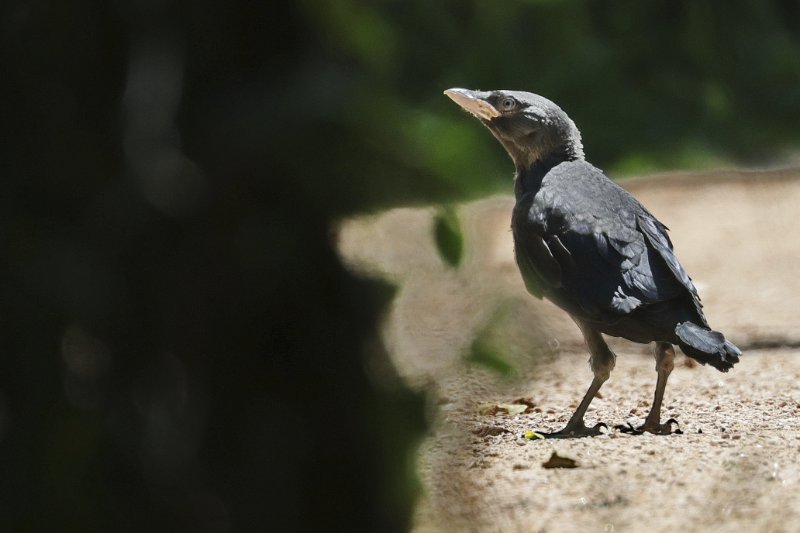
[675,321,741,372]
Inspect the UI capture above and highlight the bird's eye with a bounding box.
[500,97,516,111]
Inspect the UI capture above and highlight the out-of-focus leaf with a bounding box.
[468,336,513,377]
[433,204,463,268]
[466,303,521,377]
[523,430,544,440]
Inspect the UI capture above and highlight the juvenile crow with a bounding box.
[445,88,741,438]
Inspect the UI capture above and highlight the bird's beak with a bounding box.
[444,88,500,120]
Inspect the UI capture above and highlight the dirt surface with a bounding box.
[337,168,800,533]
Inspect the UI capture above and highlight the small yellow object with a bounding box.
[524,430,544,440]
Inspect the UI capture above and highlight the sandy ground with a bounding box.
[337,168,800,533]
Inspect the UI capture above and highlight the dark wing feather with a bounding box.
[512,195,563,298]
[520,160,698,322]
[637,213,707,325]
[636,215,697,297]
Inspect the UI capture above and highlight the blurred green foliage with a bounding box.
[299,0,800,198]
[1,0,800,531]
[468,304,519,378]
[469,335,516,378]
[433,205,464,268]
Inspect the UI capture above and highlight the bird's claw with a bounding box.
[538,422,608,439]
[615,418,682,435]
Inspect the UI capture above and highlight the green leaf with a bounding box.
[433,205,463,268]
[468,334,513,377]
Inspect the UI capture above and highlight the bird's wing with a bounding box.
[511,195,562,298]
[637,212,707,324]
[554,220,684,318]
[636,214,696,296]
[526,161,698,320]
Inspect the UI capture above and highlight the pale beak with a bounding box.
[444,88,500,120]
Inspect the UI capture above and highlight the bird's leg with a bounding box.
[540,323,615,439]
[541,374,608,439]
[639,342,678,435]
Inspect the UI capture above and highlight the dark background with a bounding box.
[1,1,799,531]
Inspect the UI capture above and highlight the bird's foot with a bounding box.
[538,421,608,439]
[615,418,682,436]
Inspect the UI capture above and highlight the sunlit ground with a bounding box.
[338,166,800,532]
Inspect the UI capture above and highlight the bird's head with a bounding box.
[444,88,584,171]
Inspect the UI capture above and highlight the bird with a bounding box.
[444,88,741,438]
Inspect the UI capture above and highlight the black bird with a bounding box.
[445,88,741,438]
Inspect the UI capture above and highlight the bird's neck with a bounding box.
[514,154,570,199]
